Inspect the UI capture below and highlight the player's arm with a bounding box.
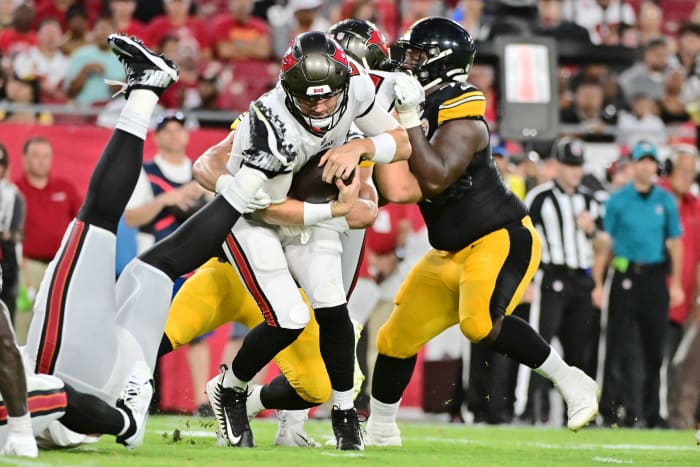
[192,130,236,192]
[0,300,29,418]
[320,107,411,183]
[257,168,368,227]
[373,160,422,204]
[407,119,488,199]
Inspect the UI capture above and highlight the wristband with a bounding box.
[303,202,333,225]
[397,109,422,129]
[215,173,235,193]
[369,133,397,164]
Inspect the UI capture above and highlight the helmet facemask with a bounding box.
[286,86,348,132]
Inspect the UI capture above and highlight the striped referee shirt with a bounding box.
[525,181,601,270]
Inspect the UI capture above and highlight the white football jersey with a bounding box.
[227,59,399,202]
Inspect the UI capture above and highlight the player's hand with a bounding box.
[243,189,271,213]
[319,139,363,183]
[331,168,361,217]
[393,72,425,113]
[576,211,596,236]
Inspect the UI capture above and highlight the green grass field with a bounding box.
[1,415,697,466]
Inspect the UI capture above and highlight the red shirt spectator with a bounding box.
[110,0,147,40]
[14,137,80,262]
[0,3,37,60]
[365,204,422,282]
[212,0,271,61]
[147,0,212,58]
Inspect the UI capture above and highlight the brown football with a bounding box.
[289,157,356,204]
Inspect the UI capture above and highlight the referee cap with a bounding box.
[555,138,585,166]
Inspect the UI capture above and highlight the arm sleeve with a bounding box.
[10,191,25,235]
[353,104,400,137]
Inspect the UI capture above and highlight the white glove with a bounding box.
[242,189,271,213]
[393,73,424,128]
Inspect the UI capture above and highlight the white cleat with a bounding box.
[365,418,402,447]
[116,363,154,449]
[0,432,38,458]
[695,429,700,445]
[274,410,320,448]
[557,367,600,431]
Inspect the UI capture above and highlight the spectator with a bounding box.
[0,0,17,28]
[450,0,489,41]
[561,81,616,140]
[660,66,690,125]
[34,0,77,31]
[13,136,80,344]
[110,0,147,39]
[636,1,666,50]
[523,138,604,425]
[64,15,124,106]
[0,73,52,125]
[13,18,68,103]
[213,0,271,61]
[600,141,684,428]
[658,145,700,429]
[0,143,25,325]
[160,37,202,110]
[269,0,327,60]
[147,0,212,61]
[618,37,669,103]
[492,145,526,199]
[0,3,36,65]
[60,3,90,56]
[535,0,592,45]
[616,93,667,147]
[562,0,635,45]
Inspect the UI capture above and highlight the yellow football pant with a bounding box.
[377,216,541,358]
[164,258,331,404]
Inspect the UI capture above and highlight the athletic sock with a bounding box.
[259,375,317,410]
[7,413,32,434]
[247,384,265,417]
[371,353,417,404]
[535,347,571,384]
[370,397,400,424]
[332,389,354,410]
[116,90,158,140]
[488,315,550,368]
[222,367,248,391]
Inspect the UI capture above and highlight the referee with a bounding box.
[522,138,605,424]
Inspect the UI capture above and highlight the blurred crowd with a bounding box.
[2,0,700,429]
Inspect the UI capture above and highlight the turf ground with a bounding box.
[1,415,697,466]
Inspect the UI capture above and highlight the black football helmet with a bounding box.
[328,19,390,70]
[394,17,476,89]
[280,31,351,133]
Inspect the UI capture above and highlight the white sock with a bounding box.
[115,89,158,140]
[332,389,355,410]
[370,396,400,424]
[246,384,265,418]
[222,367,248,390]
[7,413,32,434]
[534,347,571,384]
[116,408,131,437]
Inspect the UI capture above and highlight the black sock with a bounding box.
[77,129,144,233]
[60,383,127,436]
[261,375,318,410]
[488,315,550,368]
[371,353,417,404]
[314,304,354,391]
[231,323,302,382]
[139,197,241,280]
[157,333,173,359]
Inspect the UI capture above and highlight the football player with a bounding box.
[159,21,421,448]
[20,35,180,449]
[365,17,600,447]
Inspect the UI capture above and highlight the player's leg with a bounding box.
[285,227,363,450]
[464,217,598,432]
[0,301,37,457]
[207,222,308,448]
[367,249,460,446]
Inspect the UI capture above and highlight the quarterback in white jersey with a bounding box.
[206,30,412,452]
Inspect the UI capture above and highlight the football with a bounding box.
[289,156,356,204]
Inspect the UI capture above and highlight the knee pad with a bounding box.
[460,316,492,343]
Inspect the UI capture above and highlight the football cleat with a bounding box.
[205,364,254,448]
[0,432,38,458]
[274,410,320,448]
[556,367,600,431]
[116,365,154,449]
[330,406,364,451]
[107,34,179,98]
[365,418,402,446]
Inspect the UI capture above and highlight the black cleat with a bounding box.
[107,34,179,98]
[205,365,255,448]
[331,406,364,451]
